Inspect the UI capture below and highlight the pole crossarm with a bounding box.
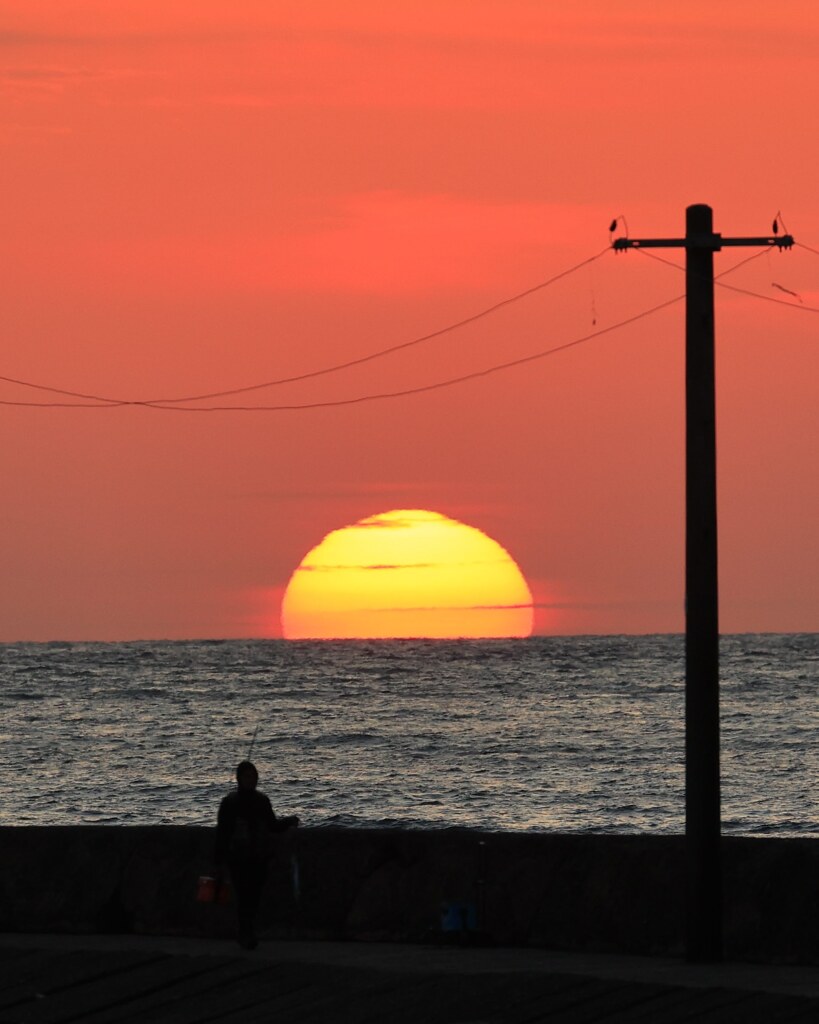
[612,234,794,251]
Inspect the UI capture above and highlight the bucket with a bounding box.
[196,875,231,905]
[441,900,477,933]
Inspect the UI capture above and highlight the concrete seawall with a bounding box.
[0,828,815,963]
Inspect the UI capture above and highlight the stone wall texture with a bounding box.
[0,827,816,963]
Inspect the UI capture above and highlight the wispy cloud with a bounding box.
[297,559,509,572]
[2,67,96,80]
[351,515,419,530]
[341,602,534,613]
[0,64,151,100]
[0,121,71,137]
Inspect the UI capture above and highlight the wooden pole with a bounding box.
[684,203,722,962]
[612,209,792,963]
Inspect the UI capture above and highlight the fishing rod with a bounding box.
[246,724,260,762]
[224,724,259,787]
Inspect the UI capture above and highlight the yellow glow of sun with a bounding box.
[281,509,533,640]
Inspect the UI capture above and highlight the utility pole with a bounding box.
[613,205,793,963]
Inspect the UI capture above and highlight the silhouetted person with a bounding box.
[215,760,299,949]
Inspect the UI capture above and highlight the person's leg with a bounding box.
[229,857,256,948]
[241,860,268,946]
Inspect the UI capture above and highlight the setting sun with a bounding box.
[281,510,533,640]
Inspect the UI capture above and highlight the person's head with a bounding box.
[236,761,258,791]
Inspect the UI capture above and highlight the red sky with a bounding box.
[1,0,817,640]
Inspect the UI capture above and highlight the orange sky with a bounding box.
[1,0,817,640]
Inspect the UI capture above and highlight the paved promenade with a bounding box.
[1,933,818,1023]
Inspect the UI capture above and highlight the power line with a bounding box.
[1,247,610,408]
[2,239,813,413]
[152,246,612,404]
[0,375,124,407]
[633,247,764,279]
[635,247,819,314]
[135,243,799,411]
[716,280,819,313]
[159,296,685,411]
[0,399,122,408]
[2,292,684,411]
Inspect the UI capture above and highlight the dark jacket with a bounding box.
[215,788,295,864]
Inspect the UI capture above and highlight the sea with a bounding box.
[0,634,816,836]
